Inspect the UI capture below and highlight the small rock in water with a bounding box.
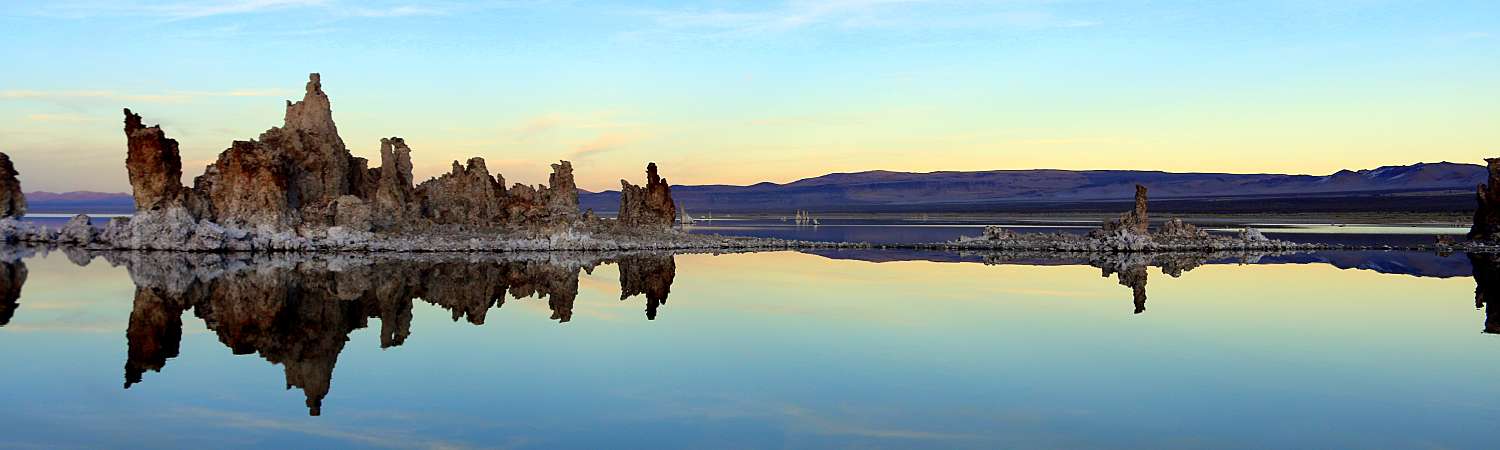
[982,226,1017,240]
[1240,227,1270,242]
[59,214,96,244]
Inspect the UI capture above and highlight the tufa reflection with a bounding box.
[95,251,679,416]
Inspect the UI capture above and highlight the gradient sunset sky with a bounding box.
[2,0,1497,193]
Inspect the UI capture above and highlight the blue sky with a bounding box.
[2,0,1497,192]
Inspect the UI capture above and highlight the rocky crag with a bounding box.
[3,74,726,252]
[0,152,25,219]
[1470,158,1500,242]
[617,162,676,230]
[949,184,1306,252]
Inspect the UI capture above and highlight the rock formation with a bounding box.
[58,214,96,244]
[106,73,665,250]
[1471,158,1500,241]
[618,163,676,230]
[1098,184,1149,235]
[0,152,25,218]
[369,137,418,228]
[123,111,200,216]
[416,157,506,227]
[1156,218,1208,239]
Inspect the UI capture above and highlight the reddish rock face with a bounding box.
[198,140,298,227]
[618,162,676,229]
[123,110,188,213]
[1470,158,1500,241]
[0,152,25,218]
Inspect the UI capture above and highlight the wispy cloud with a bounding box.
[1,89,289,104]
[629,0,1100,38]
[25,113,106,123]
[152,0,330,20]
[569,131,648,160]
[22,0,480,21]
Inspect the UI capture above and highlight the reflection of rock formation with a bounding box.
[618,254,676,319]
[1469,253,1500,334]
[966,251,1220,315]
[106,251,675,415]
[0,260,26,326]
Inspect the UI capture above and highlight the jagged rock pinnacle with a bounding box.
[0,152,25,218]
[619,162,676,229]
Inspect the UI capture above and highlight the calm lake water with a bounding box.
[1,247,1498,449]
[679,218,1466,246]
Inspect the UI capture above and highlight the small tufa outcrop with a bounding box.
[1156,218,1208,239]
[1470,158,1500,241]
[58,214,96,244]
[617,162,676,230]
[0,152,25,218]
[1089,184,1152,250]
[416,157,506,227]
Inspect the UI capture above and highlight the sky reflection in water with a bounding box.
[0,249,1496,449]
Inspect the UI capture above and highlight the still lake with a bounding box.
[0,243,1497,449]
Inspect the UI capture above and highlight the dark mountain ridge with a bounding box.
[582,161,1485,214]
[25,162,1486,215]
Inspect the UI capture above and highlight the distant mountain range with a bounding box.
[581,162,1487,214]
[24,191,134,213]
[25,162,1488,215]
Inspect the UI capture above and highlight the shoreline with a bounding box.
[3,215,1493,255]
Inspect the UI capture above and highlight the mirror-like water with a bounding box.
[1,247,1497,449]
[679,218,1467,246]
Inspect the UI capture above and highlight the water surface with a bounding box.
[0,248,1496,449]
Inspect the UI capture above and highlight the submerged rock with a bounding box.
[0,152,25,218]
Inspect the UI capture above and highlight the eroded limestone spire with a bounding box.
[283,73,338,137]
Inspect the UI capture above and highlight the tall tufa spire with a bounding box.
[283,73,338,136]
